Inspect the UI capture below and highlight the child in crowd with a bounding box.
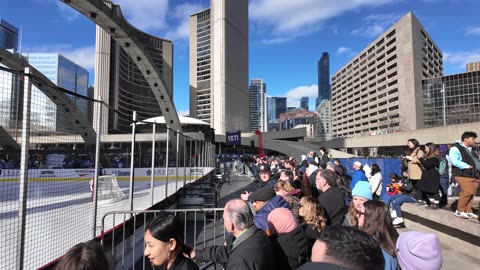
[386,173,403,196]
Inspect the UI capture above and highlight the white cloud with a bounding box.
[444,49,480,70]
[176,110,189,116]
[351,13,401,38]
[336,47,352,55]
[466,26,480,36]
[281,84,318,108]
[24,44,96,70]
[250,0,396,41]
[164,3,204,41]
[114,0,170,33]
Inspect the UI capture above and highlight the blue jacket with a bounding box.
[382,248,398,270]
[254,195,290,231]
[350,170,367,190]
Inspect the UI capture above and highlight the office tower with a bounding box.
[316,99,332,141]
[0,19,21,130]
[249,79,267,132]
[0,19,18,52]
[267,97,287,131]
[331,12,443,138]
[466,62,480,72]
[300,96,309,111]
[23,53,89,132]
[422,70,480,127]
[94,26,173,134]
[189,0,249,134]
[316,52,330,108]
[279,109,319,133]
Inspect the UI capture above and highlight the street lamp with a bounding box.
[440,81,446,126]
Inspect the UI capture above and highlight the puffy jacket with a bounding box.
[254,195,290,231]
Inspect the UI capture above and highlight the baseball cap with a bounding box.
[249,187,276,202]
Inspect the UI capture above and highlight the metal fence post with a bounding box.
[16,67,32,270]
[150,123,156,206]
[165,127,170,198]
[92,98,102,238]
[175,130,180,192]
[129,111,137,212]
[189,139,192,184]
[183,134,187,186]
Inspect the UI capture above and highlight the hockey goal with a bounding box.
[90,174,127,203]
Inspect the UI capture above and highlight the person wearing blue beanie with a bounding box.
[352,181,373,200]
[343,181,373,227]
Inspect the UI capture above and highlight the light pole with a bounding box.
[441,82,446,126]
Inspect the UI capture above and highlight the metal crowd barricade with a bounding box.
[101,208,226,270]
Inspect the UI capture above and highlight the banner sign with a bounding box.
[226,130,241,146]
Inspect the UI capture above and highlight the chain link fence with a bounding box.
[0,66,215,269]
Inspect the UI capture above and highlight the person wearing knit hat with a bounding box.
[396,231,442,270]
[342,181,372,227]
[267,208,310,270]
[352,181,373,200]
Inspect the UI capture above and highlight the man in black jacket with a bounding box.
[193,199,276,269]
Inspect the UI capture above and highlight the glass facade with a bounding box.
[249,79,267,132]
[0,19,18,52]
[24,53,89,133]
[317,52,330,107]
[300,96,309,111]
[423,71,480,127]
[267,97,286,131]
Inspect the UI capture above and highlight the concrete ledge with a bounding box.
[402,201,480,247]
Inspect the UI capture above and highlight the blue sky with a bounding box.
[2,0,480,115]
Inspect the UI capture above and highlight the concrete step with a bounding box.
[401,198,480,247]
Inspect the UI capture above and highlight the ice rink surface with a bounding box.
[0,174,202,270]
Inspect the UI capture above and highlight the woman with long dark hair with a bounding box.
[369,164,383,200]
[359,200,399,270]
[402,138,424,203]
[144,212,199,270]
[419,142,441,209]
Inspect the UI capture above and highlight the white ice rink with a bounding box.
[0,170,211,270]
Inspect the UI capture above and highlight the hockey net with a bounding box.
[90,174,127,203]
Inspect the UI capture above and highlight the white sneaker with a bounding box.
[454,210,470,219]
[392,217,404,225]
[466,213,479,219]
[390,209,397,219]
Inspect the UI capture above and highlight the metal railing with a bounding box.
[101,208,226,270]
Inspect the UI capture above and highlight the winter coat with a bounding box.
[369,172,383,197]
[302,223,322,252]
[169,255,199,270]
[254,195,290,231]
[419,155,440,194]
[408,147,424,180]
[195,226,276,270]
[350,170,367,190]
[270,226,310,270]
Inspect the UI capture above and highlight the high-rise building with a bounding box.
[316,52,330,108]
[23,53,89,133]
[331,12,443,138]
[267,96,287,131]
[422,70,480,127]
[189,0,249,134]
[0,19,18,52]
[94,26,173,133]
[279,108,319,132]
[466,62,480,72]
[0,19,21,131]
[249,79,267,132]
[316,99,332,141]
[300,96,309,111]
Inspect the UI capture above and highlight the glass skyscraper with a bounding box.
[316,52,330,108]
[300,96,309,111]
[267,97,287,131]
[0,19,18,52]
[24,53,89,133]
[249,79,267,132]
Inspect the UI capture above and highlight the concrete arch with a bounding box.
[61,0,182,131]
[0,48,96,144]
